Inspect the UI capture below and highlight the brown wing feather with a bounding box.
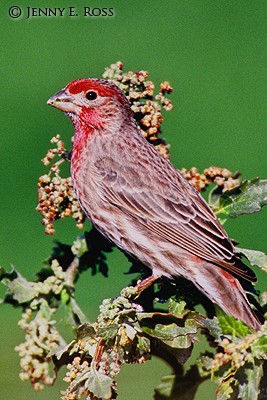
[94,139,255,282]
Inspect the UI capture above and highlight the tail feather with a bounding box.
[189,261,262,331]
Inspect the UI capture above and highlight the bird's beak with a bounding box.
[47,89,80,114]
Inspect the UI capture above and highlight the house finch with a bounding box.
[47,78,261,330]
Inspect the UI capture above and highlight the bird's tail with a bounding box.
[189,261,262,331]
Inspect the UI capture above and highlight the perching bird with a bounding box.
[47,78,261,330]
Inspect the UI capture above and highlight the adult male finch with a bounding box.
[48,78,261,331]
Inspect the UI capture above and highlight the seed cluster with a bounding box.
[103,61,173,153]
[14,260,75,391]
[36,135,85,235]
[180,166,241,192]
[62,357,91,400]
[211,323,267,376]
[15,301,64,391]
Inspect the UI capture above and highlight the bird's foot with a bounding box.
[136,275,159,293]
[120,275,159,300]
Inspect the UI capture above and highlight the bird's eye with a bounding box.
[85,91,97,101]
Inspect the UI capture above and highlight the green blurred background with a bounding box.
[1,1,266,399]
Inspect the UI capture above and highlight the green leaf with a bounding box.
[216,307,250,337]
[97,323,119,341]
[1,268,37,304]
[196,353,213,378]
[208,185,222,210]
[77,322,96,340]
[39,297,55,318]
[123,323,137,340]
[141,322,197,343]
[59,298,88,330]
[161,334,192,350]
[238,361,264,400]
[251,334,267,358]
[200,317,222,342]
[168,299,186,317]
[51,340,76,361]
[213,178,267,218]
[137,336,150,354]
[238,248,267,273]
[71,235,88,257]
[216,379,234,400]
[72,298,88,322]
[86,362,113,399]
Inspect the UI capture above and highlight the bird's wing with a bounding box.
[93,149,255,282]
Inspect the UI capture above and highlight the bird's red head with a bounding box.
[47,78,135,163]
[47,78,132,130]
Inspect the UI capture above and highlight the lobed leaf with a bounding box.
[211,178,267,218]
[168,298,187,317]
[1,267,37,304]
[251,335,267,358]
[86,363,113,400]
[238,247,267,274]
[216,307,250,337]
[216,380,235,400]
[238,361,264,400]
